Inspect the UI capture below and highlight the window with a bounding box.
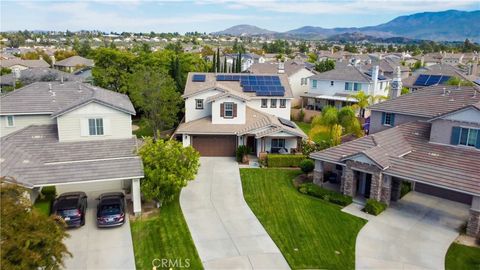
[312,80,317,88]
[328,100,335,106]
[261,99,267,108]
[195,99,203,109]
[353,83,361,91]
[382,112,394,126]
[224,102,233,118]
[330,81,334,86]
[88,118,104,136]
[344,82,353,91]
[271,138,286,153]
[270,99,277,108]
[6,115,14,127]
[280,99,286,108]
[458,128,479,147]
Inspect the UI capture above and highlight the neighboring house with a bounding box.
[224,53,265,72]
[0,81,143,215]
[0,67,81,88]
[402,64,467,92]
[368,85,480,134]
[174,73,307,157]
[302,65,390,111]
[54,55,94,73]
[0,58,50,71]
[364,58,410,79]
[249,60,316,106]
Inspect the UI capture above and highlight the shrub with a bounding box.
[298,183,352,206]
[267,154,305,167]
[301,140,324,156]
[299,159,314,174]
[400,181,412,198]
[298,109,305,122]
[364,199,387,216]
[41,186,56,201]
[236,145,249,162]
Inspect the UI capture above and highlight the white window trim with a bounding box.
[224,102,234,118]
[195,99,204,110]
[270,99,277,108]
[261,99,268,108]
[5,115,15,127]
[88,118,105,136]
[280,99,286,108]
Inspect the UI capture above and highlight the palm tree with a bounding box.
[348,91,387,118]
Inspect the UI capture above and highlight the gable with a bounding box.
[346,153,378,166]
[58,101,130,117]
[442,107,480,124]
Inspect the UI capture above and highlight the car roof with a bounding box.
[99,192,124,200]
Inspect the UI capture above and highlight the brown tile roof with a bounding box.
[311,121,480,196]
[368,85,480,118]
[249,60,314,77]
[0,58,50,68]
[54,55,94,68]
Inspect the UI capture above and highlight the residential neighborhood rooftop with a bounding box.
[54,55,94,68]
[309,65,388,82]
[0,58,50,69]
[249,60,315,77]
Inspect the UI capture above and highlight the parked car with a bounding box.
[96,192,126,228]
[52,192,88,228]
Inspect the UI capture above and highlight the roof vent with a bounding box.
[22,160,30,164]
[48,83,52,90]
[442,87,446,96]
[0,158,4,163]
[428,152,439,157]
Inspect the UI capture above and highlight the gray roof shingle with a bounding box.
[54,56,94,68]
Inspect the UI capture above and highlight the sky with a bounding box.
[1,0,479,33]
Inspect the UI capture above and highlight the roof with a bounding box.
[183,72,294,99]
[309,65,387,83]
[0,58,50,69]
[310,121,480,196]
[0,81,135,116]
[368,85,480,118]
[249,60,315,77]
[0,125,144,188]
[54,56,94,68]
[0,67,81,86]
[176,106,307,139]
[365,58,409,74]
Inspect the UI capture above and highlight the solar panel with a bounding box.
[438,76,450,84]
[414,74,430,86]
[414,74,451,86]
[192,74,206,82]
[279,118,296,128]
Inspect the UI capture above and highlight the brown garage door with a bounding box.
[192,135,236,156]
[415,183,472,205]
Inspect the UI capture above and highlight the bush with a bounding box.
[364,199,387,216]
[236,145,249,162]
[400,181,412,198]
[298,109,305,122]
[299,159,314,174]
[41,186,56,201]
[267,154,305,167]
[298,183,352,206]
[301,140,325,156]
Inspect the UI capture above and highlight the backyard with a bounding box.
[445,242,480,270]
[240,168,366,269]
[294,121,330,144]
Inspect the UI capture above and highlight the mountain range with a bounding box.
[213,10,480,42]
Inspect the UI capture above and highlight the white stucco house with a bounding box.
[0,81,144,215]
[174,73,307,157]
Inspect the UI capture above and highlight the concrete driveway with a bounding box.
[180,157,290,270]
[356,192,469,270]
[62,195,135,270]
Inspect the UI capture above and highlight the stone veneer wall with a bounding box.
[466,209,480,238]
[390,178,402,202]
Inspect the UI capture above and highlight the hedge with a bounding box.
[41,186,57,201]
[267,154,305,167]
[364,199,387,216]
[298,183,352,206]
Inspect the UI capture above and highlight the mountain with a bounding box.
[212,24,276,36]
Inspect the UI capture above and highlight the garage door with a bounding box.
[415,183,472,205]
[55,180,129,198]
[192,135,236,156]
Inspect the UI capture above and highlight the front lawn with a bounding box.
[33,199,51,216]
[130,196,203,270]
[445,243,480,270]
[240,168,366,269]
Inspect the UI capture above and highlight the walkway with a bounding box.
[180,157,290,270]
[356,192,469,270]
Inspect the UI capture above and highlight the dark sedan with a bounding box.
[52,192,88,228]
[96,192,126,228]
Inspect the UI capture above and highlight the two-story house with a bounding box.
[0,81,144,215]
[302,65,390,111]
[175,73,307,157]
[224,53,265,72]
[309,85,480,238]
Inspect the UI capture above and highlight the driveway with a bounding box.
[356,192,469,270]
[180,157,290,270]
[62,195,136,270]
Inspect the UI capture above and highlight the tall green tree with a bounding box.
[72,37,81,53]
[348,91,387,118]
[216,48,221,73]
[315,59,335,73]
[223,56,227,73]
[78,39,92,57]
[91,47,135,93]
[138,139,200,206]
[1,179,71,270]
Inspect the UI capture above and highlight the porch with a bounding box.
[238,134,302,156]
[300,93,356,111]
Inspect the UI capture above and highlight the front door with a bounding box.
[246,136,256,154]
[364,173,372,198]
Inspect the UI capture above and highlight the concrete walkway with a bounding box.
[180,157,290,270]
[356,192,469,270]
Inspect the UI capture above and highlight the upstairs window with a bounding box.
[271,99,277,108]
[452,127,479,148]
[195,99,204,109]
[345,82,353,91]
[6,115,14,127]
[88,118,104,136]
[353,83,361,91]
[312,80,317,88]
[280,99,286,108]
[224,102,233,118]
[382,112,395,126]
[261,99,267,108]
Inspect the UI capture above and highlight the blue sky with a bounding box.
[1,1,479,33]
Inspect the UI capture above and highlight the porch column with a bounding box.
[380,175,392,205]
[313,160,324,186]
[390,177,402,202]
[132,178,142,216]
[341,166,355,197]
[467,196,480,237]
[370,172,383,202]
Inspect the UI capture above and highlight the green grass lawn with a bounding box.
[294,121,311,135]
[130,196,203,270]
[294,121,330,144]
[240,168,366,270]
[445,243,480,270]
[33,199,51,216]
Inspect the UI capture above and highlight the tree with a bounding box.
[315,59,335,73]
[201,45,214,57]
[138,138,200,206]
[348,91,387,118]
[54,50,77,61]
[128,67,182,139]
[446,76,475,86]
[1,179,71,269]
[216,47,221,73]
[72,37,81,53]
[78,39,92,57]
[299,42,309,53]
[1,67,12,75]
[92,47,135,93]
[307,52,318,63]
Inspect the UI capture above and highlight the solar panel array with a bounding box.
[216,75,285,96]
[414,74,451,87]
[279,118,296,128]
[192,74,206,82]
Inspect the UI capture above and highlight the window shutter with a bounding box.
[450,127,461,145]
[103,118,111,136]
[476,131,480,149]
[220,103,224,117]
[390,113,395,126]
[233,104,237,118]
[80,118,89,136]
[381,112,386,125]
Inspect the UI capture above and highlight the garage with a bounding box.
[414,182,473,205]
[192,135,237,156]
[55,179,131,198]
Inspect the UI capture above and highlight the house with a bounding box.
[0,58,50,71]
[249,60,316,106]
[0,81,144,215]
[174,73,307,157]
[302,65,390,112]
[0,67,81,88]
[402,64,467,92]
[54,55,94,73]
[224,53,265,72]
[364,58,410,79]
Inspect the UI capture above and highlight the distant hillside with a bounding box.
[326,32,416,43]
[212,24,276,36]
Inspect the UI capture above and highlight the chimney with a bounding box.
[390,66,402,98]
[48,83,52,90]
[277,60,285,74]
[371,65,379,94]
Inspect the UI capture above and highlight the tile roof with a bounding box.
[309,65,387,82]
[311,121,480,196]
[0,58,50,69]
[0,67,81,86]
[54,55,94,68]
[368,85,480,118]
[249,60,315,77]
[0,125,143,187]
[0,81,135,116]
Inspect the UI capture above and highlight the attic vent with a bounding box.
[32,135,44,139]
[428,152,439,157]
[22,160,30,164]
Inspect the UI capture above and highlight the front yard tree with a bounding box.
[138,139,200,206]
[0,179,71,270]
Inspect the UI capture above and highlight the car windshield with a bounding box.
[100,204,121,215]
[58,209,79,216]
